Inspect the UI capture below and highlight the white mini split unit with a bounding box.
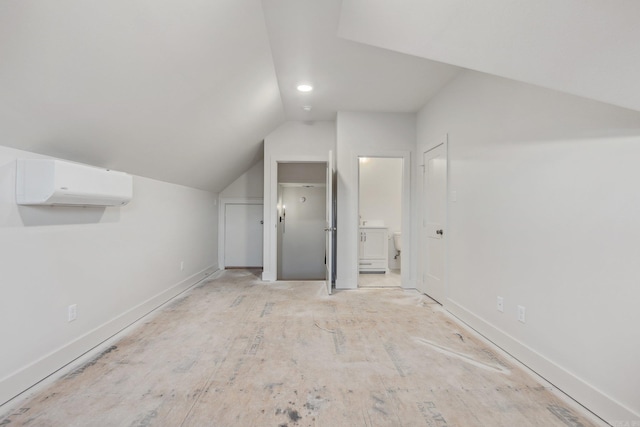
[16,159,133,207]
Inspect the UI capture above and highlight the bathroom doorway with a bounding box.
[357,157,403,288]
[276,162,327,280]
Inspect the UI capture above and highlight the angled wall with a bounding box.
[417,70,640,423]
[220,160,264,199]
[0,146,218,407]
[218,160,264,269]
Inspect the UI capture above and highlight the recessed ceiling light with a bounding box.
[297,84,313,92]
[302,105,312,111]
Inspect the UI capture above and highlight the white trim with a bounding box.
[351,150,412,289]
[218,197,264,270]
[445,298,638,423]
[0,264,218,408]
[419,136,449,300]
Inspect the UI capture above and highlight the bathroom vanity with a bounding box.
[359,227,388,273]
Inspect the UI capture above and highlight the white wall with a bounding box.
[417,70,640,423]
[218,159,264,269]
[278,163,326,184]
[0,146,218,406]
[336,112,415,289]
[359,157,403,269]
[262,121,336,281]
[219,159,264,199]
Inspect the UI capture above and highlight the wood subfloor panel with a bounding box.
[1,269,600,426]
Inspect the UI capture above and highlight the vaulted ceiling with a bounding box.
[1,1,637,192]
[338,0,640,113]
[0,1,283,192]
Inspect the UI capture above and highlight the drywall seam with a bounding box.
[0,264,218,408]
[445,299,638,424]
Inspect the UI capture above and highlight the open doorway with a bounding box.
[358,157,403,288]
[276,162,326,280]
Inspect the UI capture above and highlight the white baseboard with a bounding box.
[262,270,276,281]
[0,264,218,408]
[445,298,638,424]
[401,277,416,290]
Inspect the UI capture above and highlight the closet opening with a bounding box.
[276,162,327,281]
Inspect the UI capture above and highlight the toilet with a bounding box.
[392,232,401,256]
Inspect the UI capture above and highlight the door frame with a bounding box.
[277,183,327,281]
[218,197,263,270]
[325,150,336,294]
[420,137,449,300]
[351,150,412,289]
[263,156,329,281]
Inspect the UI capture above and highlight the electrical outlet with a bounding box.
[517,305,526,323]
[180,261,184,271]
[68,304,77,322]
[497,296,504,312]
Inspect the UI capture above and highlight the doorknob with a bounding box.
[324,227,336,232]
[436,229,443,235]
[260,220,264,224]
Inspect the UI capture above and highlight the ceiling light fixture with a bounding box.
[297,84,313,92]
[302,105,312,111]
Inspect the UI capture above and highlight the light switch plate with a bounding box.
[517,305,526,323]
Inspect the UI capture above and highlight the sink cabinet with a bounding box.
[359,227,388,273]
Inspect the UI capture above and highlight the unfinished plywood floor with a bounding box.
[1,270,601,427]
[359,269,401,288]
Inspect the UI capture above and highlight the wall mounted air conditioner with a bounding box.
[16,159,133,206]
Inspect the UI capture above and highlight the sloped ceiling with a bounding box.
[0,0,462,192]
[3,1,636,192]
[263,0,461,121]
[0,0,284,192]
[338,0,640,113]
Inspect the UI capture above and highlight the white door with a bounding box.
[225,203,263,268]
[423,144,447,303]
[325,151,335,294]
